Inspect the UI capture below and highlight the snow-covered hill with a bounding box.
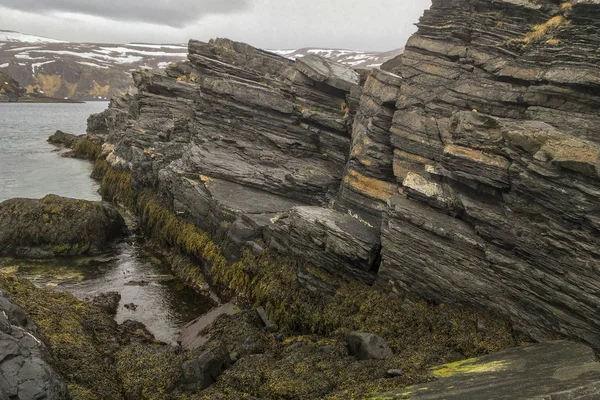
[0,31,403,100]
[268,47,403,69]
[0,30,66,44]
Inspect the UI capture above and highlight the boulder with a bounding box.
[0,195,126,257]
[345,332,393,360]
[180,346,231,392]
[0,290,69,400]
[47,130,83,149]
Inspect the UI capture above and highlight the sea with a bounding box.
[0,102,212,344]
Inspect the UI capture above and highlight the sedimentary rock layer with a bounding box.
[89,0,600,349]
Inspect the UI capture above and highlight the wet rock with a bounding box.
[178,303,238,350]
[47,130,83,148]
[256,306,278,333]
[346,332,393,360]
[181,345,231,392]
[91,292,121,316]
[371,341,600,399]
[0,290,68,400]
[0,195,126,258]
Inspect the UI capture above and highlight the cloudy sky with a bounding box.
[0,0,431,51]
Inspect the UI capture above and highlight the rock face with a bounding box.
[371,341,600,399]
[90,0,600,351]
[0,195,126,257]
[0,290,68,399]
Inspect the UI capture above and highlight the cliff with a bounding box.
[87,0,600,354]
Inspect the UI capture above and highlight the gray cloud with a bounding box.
[0,0,431,51]
[1,0,251,26]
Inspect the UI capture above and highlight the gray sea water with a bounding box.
[0,102,106,202]
[0,102,213,344]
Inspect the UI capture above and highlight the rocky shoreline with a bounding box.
[2,0,600,398]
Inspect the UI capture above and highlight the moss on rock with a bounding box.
[0,194,126,257]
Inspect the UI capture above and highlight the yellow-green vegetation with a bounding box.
[0,275,123,399]
[92,161,225,290]
[116,344,185,400]
[431,358,509,378]
[72,137,103,160]
[506,14,570,47]
[213,250,515,354]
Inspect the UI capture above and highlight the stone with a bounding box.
[0,195,126,258]
[47,130,83,148]
[346,332,393,360]
[256,306,278,333]
[370,341,600,399]
[181,345,230,392]
[386,369,404,377]
[178,303,238,350]
[295,54,360,92]
[91,292,121,316]
[0,290,68,399]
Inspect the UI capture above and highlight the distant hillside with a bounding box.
[0,31,404,101]
[0,71,22,100]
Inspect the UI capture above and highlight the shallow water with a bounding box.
[0,237,214,345]
[0,102,214,344]
[0,102,106,202]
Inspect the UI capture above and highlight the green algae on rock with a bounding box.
[0,195,126,257]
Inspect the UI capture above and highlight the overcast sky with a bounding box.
[0,0,431,51]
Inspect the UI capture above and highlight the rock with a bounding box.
[370,341,600,399]
[0,195,126,257]
[346,332,393,360]
[295,54,360,92]
[47,130,83,149]
[86,0,600,353]
[386,369,404,377]
[178,303,238,350]
[181,345,231,392]
[123,303,138,311]
[91,292,121,316]
[0,290,69,399]
[256,306,278,333]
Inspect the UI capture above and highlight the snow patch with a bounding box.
[77,61,109,69]
[31,60,55,74]
[0,63,8,68]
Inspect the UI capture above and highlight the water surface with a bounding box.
[0,102,214,344]
[0,102,106,202]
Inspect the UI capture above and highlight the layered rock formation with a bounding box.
[88,0,600,352]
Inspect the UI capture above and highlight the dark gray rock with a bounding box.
[346,332,393,360]
[0,290,68,399]
[370,341,600,399]
[181,345,230,392]
[0,195,126,257]
[255,306,278,333]
[91,292,121,316]
[295,54,360,92]
[47,130,83,149]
